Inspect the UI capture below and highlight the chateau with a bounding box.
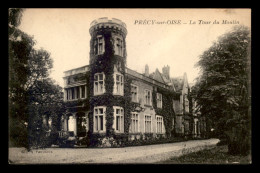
[45,18,207,146]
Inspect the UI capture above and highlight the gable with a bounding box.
[171,77,184,92]
[152,69,165,84]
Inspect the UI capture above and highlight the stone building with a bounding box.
[51,18,206,145]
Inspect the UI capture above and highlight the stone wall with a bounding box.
[131,79,166,135]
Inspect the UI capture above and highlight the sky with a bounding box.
[18,8,251,88]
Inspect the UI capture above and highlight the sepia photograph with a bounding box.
[8,8,251,164]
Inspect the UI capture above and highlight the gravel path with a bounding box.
[9,138,219,164]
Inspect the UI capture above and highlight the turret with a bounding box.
[88,18,128,135]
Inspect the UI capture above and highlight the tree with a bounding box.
[27,78,64,147]
[193,25,251,155]
[9,8,64,148]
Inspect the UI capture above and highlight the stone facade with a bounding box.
[56,18,206,146]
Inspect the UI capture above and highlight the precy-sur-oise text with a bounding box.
[134,19,239,25]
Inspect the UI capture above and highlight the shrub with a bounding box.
[87,133,106,147]
[57,132,76,148]
[76,136,88,146]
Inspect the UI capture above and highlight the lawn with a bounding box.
[158,145,251,164]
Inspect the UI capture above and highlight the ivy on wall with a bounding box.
[65,26,195,144]
[63,72,90,113]
[88,28,128,138]
[152,87,176,137]
[123,76,145,136]
[60,24,203,147]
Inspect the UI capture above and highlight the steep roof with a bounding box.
[162,75,171,84]
[151,69,165,84]
[126,67,171,90]
[171,76,184,92]
[171,72,190,93]
[149,69,173,85]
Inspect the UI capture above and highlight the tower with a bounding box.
[88,18,127,137]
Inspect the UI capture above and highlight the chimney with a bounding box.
[162,65,170,79]
[145,64,149,77]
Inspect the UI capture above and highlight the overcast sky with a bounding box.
[18,8,251,88]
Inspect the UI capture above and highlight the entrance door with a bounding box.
[76,112,87,137]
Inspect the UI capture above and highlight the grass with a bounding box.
[158,145,251,164]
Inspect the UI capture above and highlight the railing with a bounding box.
[58,131,68,137]
[64,65,89,77]
[58,131,74,137]
[45,131,74,138]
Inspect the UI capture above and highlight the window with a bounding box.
[76,87,80,99]
[113,107,124,133]
[66,89,69,100]
[157,93,162,108]
[156,115,163,134]
[184,95,189,112]
[130,112,138,133]
[71,88,75,100]
[131,84,138,102]
[94,73,105,95]
[116,61,122,71]
[114,73,124,95]
[97,35,104,55]
[116,38,123,56]
[144,115,152,133]
[65,86,87,101]
[144,89,152,105]
[81,85,86,98]
[69,88,71,100]
[94,107,106,132]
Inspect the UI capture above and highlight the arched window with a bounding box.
[68,115,75,132]
[48,117,52,129]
